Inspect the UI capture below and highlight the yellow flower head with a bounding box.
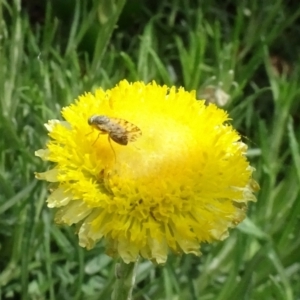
[35,80,258,264]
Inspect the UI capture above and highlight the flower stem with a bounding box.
[111,258,138,300]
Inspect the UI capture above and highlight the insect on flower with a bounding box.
[87,115,142,146]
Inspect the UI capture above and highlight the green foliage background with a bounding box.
[1,0,300,299]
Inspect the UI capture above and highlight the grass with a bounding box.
[1,0,300,299]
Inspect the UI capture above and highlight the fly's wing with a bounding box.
[109,118,142,145]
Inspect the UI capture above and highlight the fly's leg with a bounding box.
[108,136,117,162]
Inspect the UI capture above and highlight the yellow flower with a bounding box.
[35,80,258,264]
